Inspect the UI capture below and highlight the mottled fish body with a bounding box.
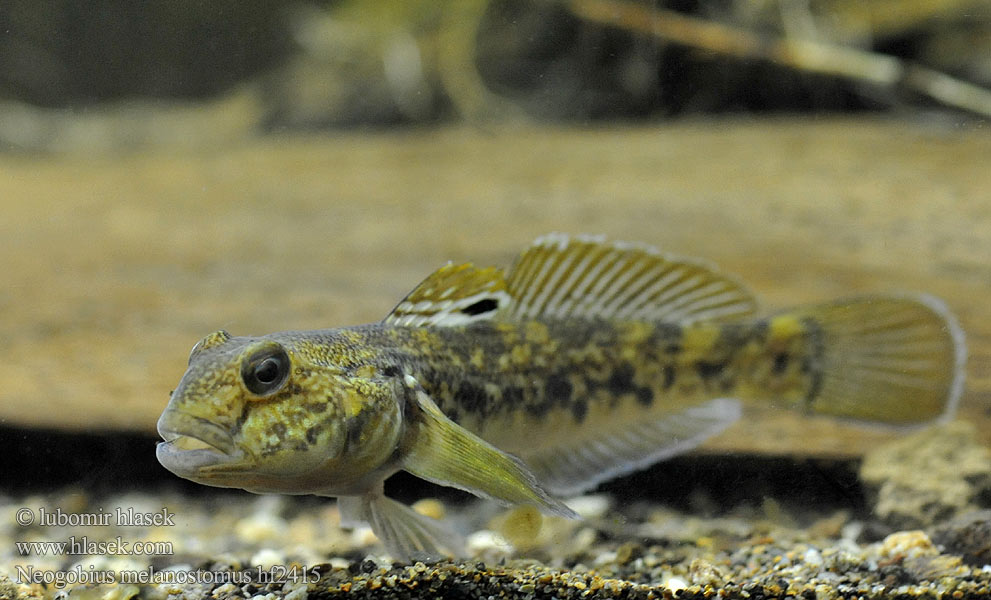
[156,234,966,560]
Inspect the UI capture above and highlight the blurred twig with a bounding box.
[567,0,991,118]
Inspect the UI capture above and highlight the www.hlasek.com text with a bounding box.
[16,536,174,557]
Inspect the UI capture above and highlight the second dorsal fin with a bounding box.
[505,233,758,324]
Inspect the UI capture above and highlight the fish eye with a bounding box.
[241,344,291,397]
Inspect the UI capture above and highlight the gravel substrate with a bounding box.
[2,489,990,600]
[3,424,989,599]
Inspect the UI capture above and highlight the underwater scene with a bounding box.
[2,2,991,599]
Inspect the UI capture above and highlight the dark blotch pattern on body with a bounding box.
[503,386,525,411]
[635,387,654,406]
[454,380,491,417]
[352,315,822,435]
[772,353,790,375]
[544,375,573,409]
[697,361,726,380]
[606,364,636,396]
[571,399,588,422]
[800,317,826,407]
[662,365,675,390]
[305,425,319,445]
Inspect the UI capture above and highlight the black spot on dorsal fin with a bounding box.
[384,263,511,327]
[460,298,500,316]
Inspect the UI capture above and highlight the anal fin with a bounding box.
[522,398,742,497]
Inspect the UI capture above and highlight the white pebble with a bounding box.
[804,547,823,567]
[466,530,512,554]
[350,525,379,548]
[840,521,862,542]
[571,527,597,553]
[236,512,288,544]
[212,583,238,598]
[250,548,284,570]
[564,495,612,520]
[665,576,688,592]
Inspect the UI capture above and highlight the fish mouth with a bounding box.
[156,410,247,478]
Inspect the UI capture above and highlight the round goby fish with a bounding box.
[156,233,966,561]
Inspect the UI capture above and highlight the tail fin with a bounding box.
[792,294,965,426]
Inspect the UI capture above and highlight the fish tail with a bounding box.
[779,294,965,425]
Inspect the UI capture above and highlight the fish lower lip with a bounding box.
[156,439,245,477]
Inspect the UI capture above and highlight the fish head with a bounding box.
[156,329,405,496]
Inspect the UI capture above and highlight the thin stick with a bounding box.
[568,0,991,118]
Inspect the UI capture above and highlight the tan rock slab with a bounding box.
[2,117,988,457]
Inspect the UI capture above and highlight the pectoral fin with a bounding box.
[401,375,578,519]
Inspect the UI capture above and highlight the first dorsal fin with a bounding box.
[386,234,758,327]
[506,233,758,324]
[384,262,511,327]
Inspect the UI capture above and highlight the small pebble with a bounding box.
[467,530,511,554]
[878,530,937,558]
[235,512,289,544]
[350,525,378,548]
[689,558,725,587]
[664,576,688,592]
[284,583,308,600]
[803,547,823,567]
[565,495,612,520]
[411,498,446,520]
[497,505,542,550]
[211,583,238,598]
[250,548,285,570]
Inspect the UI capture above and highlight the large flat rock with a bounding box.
[2,117,988,456]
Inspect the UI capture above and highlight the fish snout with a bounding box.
[155,409,246,478]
